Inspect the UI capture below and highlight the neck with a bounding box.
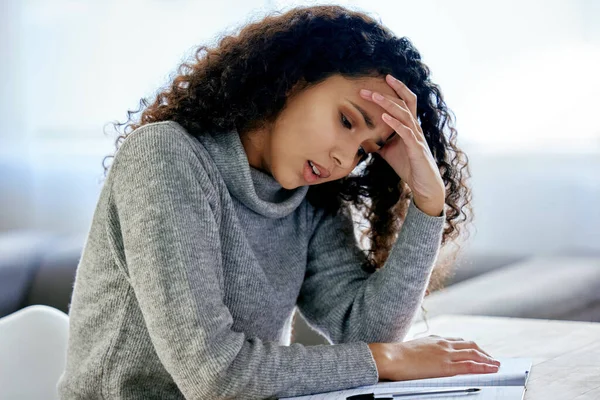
[240,128,271,175]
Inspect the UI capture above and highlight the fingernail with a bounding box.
[360,89,372,96]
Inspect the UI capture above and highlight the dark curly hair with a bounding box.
[103,5,473,307]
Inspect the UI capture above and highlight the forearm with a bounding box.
[356,198,444,342]
[305,198,445,344]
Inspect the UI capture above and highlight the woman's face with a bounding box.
[241,74,399,190]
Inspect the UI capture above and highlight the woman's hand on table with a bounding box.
[368,335,501,381]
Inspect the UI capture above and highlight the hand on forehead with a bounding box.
[355,76,400,99]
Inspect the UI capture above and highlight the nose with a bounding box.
[331,140,360,173]
[331,152,355,172]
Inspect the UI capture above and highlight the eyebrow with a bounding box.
[348,100,396,148]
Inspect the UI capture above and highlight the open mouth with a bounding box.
[308,160,322,177]
[304,160,321,183]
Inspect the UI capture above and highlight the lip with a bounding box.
[303,160,319,183]
[309,160,331,179]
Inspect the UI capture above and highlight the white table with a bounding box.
[405,315,600,399]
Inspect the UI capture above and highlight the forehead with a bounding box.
[323,74,399,98]
[321,74,398,137]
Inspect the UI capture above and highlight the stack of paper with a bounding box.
[282,358,532,400]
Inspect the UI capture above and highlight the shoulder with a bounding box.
[111,121,219,180]
[107,121,224,202]
[114,121,202,163]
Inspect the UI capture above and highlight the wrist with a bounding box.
[367,343,392,381]
[413,197,444,217]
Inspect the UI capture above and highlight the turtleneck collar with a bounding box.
[194,129,309,218]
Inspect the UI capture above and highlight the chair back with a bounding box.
[0,305,69,400]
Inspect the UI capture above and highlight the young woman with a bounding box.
[58,5,500,399]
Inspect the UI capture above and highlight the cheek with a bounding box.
[293,126,336,155]
[307,120,340,151]
[268,128,306,177]
[273,109,340,159]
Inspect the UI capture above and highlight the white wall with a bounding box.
[1,0,599,256]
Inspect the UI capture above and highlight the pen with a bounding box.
[346,387,481,399]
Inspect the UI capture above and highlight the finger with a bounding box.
[385,74,418,119]
[450,349,501,366]
[361,90,426,147]
[452,361,500,376]
[363,90,412,127]
[379,93,428,147]
[380,113,421,153]
[451,340,496,360]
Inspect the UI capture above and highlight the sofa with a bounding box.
[1,230,599,347]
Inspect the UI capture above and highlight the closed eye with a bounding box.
[340,112,369,163]
[341,113,352,129]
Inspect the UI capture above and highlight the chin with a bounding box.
[283,182,301,190]
[282,178,304,190]
[270,167,298,190]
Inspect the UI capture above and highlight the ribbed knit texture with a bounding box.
[57,120,446,399]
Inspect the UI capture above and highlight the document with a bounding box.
[281,357,532,400]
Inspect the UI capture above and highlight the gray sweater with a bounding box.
[57,121,446,399]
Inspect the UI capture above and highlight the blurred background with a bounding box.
[1,0,599,342]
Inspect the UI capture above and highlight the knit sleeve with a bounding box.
[297,198,445,345]
[107,123,379,400]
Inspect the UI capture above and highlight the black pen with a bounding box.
[346,387,481,399]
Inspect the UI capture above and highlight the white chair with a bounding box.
[0,305,69,400]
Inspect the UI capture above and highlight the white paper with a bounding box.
[281,358,531,400]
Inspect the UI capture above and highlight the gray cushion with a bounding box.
[0,232,58,317]
[26,237,82,314]
[444,251,530,286]
[419,256,600,322]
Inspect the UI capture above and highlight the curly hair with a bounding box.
[103,5,473,307]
